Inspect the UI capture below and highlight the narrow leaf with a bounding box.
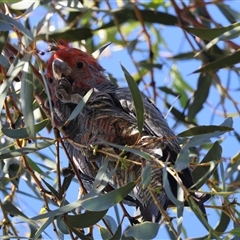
[192,50,240,73]
[187,73,212,121]
[36,27,93,42]
[32,217,54,240]
[66,210,108,228]
[183,22,240,41]
[92,42,112,59]
[0,140,55,159]
[20,56,35,140]
[141,162,151,188]
[100,139,151,160]
[0,12,33,40]
[103,215,118,234]
[163,165,184,206]
[124,222,160,239]
[100,227,112,240]
[228,228,240,236]
[178,118,233,137]
[31,182,136,220]
[0,57,24,113]
[121,64,144,134]
[109,224,122,240]
[2,119,49,139]
[64,89,93,125]
[81,182,136,211]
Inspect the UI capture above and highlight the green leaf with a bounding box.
[92,42,112,59]
[57,217,69,234]
[214,209,230,234]
[10,1,38,11]
[187,197,213,233]
[187,73,212,121]
[228,228,240,236]
[67,210,108,228]
[92,159,114,193]
[0,57,24,113]
[194,25,240,58]
[124,222,160,239]
[217,3,239,24]
[97,7,178,30]
[36,27,93,42]
[169,51,195,60]
[173,147,190,172]
[64,89,93,125]
[20,56,35,140]
[0,0,20,2]
[2,200,39,233]
[41,178,61,200]
[127,39,138,55]
[3,200,28,218]
[100,140,151,160]
[192,50,240,73]
[2,119,49,139]
[137,61,163,70]
[81,181,136,211]
[0,54,9,69]
[100,227,112,240]
[178,117,233,137]
[32,217,54,240]
[159,86,179,97]
[0,22,12,31]
[141,162,151,188]
[32,182,136,220]
[64,221,92,240]
[163,165,184,206]
[183,22,240,41]
[109,224,122,240]
[103,215,118,235]
[121,64,144,134]
[192,142,222,187]
[0,140,55,160]
[175,118,230,171]
[0,12,33,40]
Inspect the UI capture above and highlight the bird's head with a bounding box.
[46,41,107,96]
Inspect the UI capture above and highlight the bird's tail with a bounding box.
[136,188,168,222]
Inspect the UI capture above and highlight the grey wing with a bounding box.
[115,88,197,190]
[115,88,181,159]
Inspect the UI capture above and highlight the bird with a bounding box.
[44,41,210,222]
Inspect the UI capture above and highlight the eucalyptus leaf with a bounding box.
[31,182,136,220]
[0,140,55,160]
[121,64,144,134]
[2,119,49,139]
[32,217,54,240]
[141,162,151,189]
[66,210,107,228]
[20,56,35,140]
[163,165,184,206]
[64,88,93,125]
[81,181,136,211]
[192,50,240,73]
[183,22,240,41]
[109,224,122,240]
[0,12,33,40]
[100,227,112,240]
[124,222,160,239]
[187,73,212,121]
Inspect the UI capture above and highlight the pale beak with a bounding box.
[52,58,72,80]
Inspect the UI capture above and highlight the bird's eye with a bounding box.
[77,62,84,69]
[48,77,53,83]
